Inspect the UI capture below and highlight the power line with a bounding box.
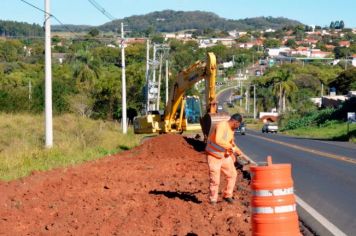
[87,0,117,21]
[19,0,81,38]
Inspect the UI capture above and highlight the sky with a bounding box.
[1,0,356,28]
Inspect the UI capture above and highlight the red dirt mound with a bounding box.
[0,134,251,235]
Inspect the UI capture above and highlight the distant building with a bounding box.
[310,49,330,58]
[352,54,356,67]
[267,47,291,57]
[339,41,350,47]
[125,38,146,44]
[52,53,66,64]
[265,28,276,33]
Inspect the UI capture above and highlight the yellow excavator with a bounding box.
[133,52,229,139]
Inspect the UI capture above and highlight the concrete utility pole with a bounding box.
[245,85,249,112]
[44,0,53,148]
[121,22,127,134]
[152,44,156,83]
[145,39,150,114]
[253,84,257,119]
[240,80,243,107]
[152,44,157,110]
[165,60,169,104]
[156,53,163,110]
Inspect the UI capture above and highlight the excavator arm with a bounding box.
[162,52,217,132]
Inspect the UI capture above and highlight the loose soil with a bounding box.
[0,134,251,236]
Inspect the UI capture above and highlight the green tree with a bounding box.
[328,67,356,94]
[330,21,335,29]
[267,69,298,113]
[88,28,100,37]
[264,39,281,48]
[285,39,297,48]
[67,50,101,117]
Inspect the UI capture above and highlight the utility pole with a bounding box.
[321,83,324,97]
[279,83,282,113]
[165,59,169,104]
[28,79,32,101]
[152,44,157,110]
[245,85,249,112]
[240,80,242,107]
[253,84,257,119]
[28,79,32,110]
[44,0,53,148]
[145,39,150,114]
[121,22,127,134]
[156,53,163,110]
[153,44,156,83]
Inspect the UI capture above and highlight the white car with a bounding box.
[262,123,278,133]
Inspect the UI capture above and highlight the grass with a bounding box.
[0,113,144,181]
[282,121,356,143]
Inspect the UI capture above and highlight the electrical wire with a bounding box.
[19,0,81,38]
[87,0,117,21]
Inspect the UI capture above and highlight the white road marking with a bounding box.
[247,133,356,164]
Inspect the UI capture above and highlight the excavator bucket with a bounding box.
[200,112,230,141]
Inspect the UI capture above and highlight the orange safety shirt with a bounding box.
[205,120,242,159]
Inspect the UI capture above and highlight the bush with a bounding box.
[282,108,335,130]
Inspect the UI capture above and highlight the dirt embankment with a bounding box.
[0,134,251,235]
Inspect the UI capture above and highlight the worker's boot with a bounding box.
[210,200,217,205]
[223,197,234,204]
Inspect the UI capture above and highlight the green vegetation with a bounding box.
[280,98,356,142]
[283,121,356,143]
[0,113,143,181]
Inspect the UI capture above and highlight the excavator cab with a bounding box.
[184,96,202,131]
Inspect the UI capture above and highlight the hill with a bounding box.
[53,10,303,33]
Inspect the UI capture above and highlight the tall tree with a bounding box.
[330,21,335,29]
[269,69,298,113]
[67,50,101,117]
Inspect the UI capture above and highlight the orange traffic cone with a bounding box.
[250,156,300,236]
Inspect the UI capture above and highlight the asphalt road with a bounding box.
[235,129,356,236]
[217,88,234,105]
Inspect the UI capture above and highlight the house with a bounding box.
[339,41,350,47]
[52,53,66,64]
[163,33,176,40]
[267,47,291,57]
[322,95,348,108]
[211,38,235,47]
[237,42,253,49]
[222,61,234,68]
[325,44,336,51]
[310,50,330,58]
[265,28,276,33]
[290,47,310,57]
[125,38,146,44]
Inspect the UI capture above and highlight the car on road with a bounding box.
[262,123,278,133]
[217,105,223,112]
[235,122,246,135]
[227,102,234,108]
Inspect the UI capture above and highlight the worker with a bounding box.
[205,113,245,205]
